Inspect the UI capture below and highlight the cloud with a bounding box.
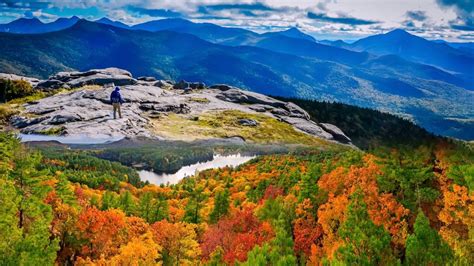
[405,10,427,21]
[1,0,50,10]
[451,24,474,31]
[128,6,182,18]
[436,0,474,30]
[196,2,292,18]
[307,12,378,25]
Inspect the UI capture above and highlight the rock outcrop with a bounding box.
[7,68,351,144]
[0,73,40,87]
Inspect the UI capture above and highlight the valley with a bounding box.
[0,11,473,266]
[0,18,472,139]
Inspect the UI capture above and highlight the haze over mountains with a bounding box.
[0,17,472,140]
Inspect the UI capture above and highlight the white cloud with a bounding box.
[1,0,471,41]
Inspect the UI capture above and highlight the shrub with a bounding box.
[0,78,34,103]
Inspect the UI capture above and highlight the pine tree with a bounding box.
[210,189,230,223]
[405,210,454,265]
[138,192,153,221]
[335,191,397,265]
[0,136,59,265]
[242,214,297,265]
[119,190,135,215]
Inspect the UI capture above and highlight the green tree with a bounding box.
[119,190,135,215]
[0,134,59,265]
[377,147,439,210]
[405,210,454,265]
[242,215,297,266]
[0,78,34,102]
[335,191,397,265]
[183,186,205,223]
[210,189,230,223]
[138,192,153,221]
[101,191,118,210]
[150,198,169,223]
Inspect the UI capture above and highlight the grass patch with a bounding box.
[188,97,210,104]
[7,91,47,104]
[36,126,65,135]
[150,110,332,146]
[0,104,18,123]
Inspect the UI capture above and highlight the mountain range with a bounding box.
[0,17,472,140]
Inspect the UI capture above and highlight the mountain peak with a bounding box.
[386,29,412,37]
[13,17,43,24]
[95,17,130,29]
[285,27,302,33]
[97,17,113,23]
[275,27,315,42]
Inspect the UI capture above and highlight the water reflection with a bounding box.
[19,133,124,144]
[139,154,255,185]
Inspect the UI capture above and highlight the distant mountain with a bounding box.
[0,16,79,34]
[349,29,474,75]
[318,39,350,48]
[434,40,474,56]
[0,20,472,139]
[95,17,130,29]
[264,27,316,42]
[131,18,256,44]
[253,34,370,66]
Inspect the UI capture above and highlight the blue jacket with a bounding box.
[110,88,124,104]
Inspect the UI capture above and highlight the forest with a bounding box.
[1,130,472,265]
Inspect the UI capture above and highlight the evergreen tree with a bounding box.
[150,198,169,223]
[119,190,135,215]
[183,186,205,224]
[101,191,118,210]
[242,214,297,265]
[335,191,397,265]
[138,192,153,221]
[0,136,59,265]
[210,189,230,223]
[405,210,454,265]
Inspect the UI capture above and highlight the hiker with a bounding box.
[110,86,124,119]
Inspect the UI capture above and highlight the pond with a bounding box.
[19,133,124,144]
[139,154,256,185]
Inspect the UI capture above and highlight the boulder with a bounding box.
[270,108,290,116]
[49,114,81,125]
[67,73,137,88]
[10,116,49,128]
[319,123,351,144]
[138,76,157,82]
[278,116,334,140]
[0,73,40,87]
[285,102,310,119]
[174,80,189,90]
[209,84,239,91]
[48,68,136,88]
[189,82,206,90]
[216,89,286,108]
[238,119,259,127]
[153,80,173,88]
[140,103,190,114]
[35,79,66,90]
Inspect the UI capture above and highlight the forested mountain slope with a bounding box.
[1,130,472,265]
[0,20,472,139]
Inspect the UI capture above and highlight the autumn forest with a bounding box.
[1,130,473,265]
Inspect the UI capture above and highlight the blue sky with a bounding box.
[0,0,473,41]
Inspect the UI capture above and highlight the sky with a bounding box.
[0,0,473,41]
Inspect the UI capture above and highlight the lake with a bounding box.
[19,133,124,144]
[139,154,256,185]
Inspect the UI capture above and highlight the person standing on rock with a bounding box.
[110,86,124,119]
